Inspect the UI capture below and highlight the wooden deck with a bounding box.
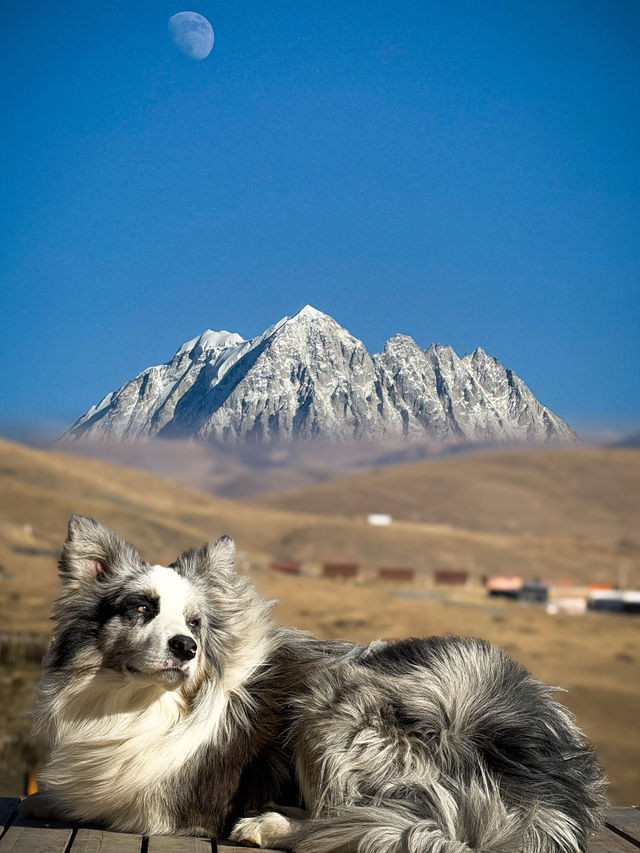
[0,797,638,852]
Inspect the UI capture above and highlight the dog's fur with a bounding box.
[26,515,607,851]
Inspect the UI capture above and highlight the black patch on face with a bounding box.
[95,591,160,626]
[49,591,160,669]
[49,623,96,669]
[120,593,160,624]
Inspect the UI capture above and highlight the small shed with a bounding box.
[588,590,640,614]
[485,576,523,598]
[622,591,640,614]
[367,514,392,526]
[547,597,587,615]
[377,566,415,582]
[588,590,624,612]
[270,560,302,575]
[323,562,359,579]
[434,569,468,585]
[518,581,548,604]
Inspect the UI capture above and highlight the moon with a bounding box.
[169,11,214,60]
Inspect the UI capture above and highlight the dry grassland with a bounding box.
[250,445,640,535]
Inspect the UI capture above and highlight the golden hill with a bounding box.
[2,441,639,636]
[250,445,640,539]
[1,440,638,624]
[250,445,640,584]
[0,437,300,632]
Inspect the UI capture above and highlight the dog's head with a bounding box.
[50,515,253,691]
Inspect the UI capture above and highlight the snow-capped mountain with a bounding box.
[61,306,575,445]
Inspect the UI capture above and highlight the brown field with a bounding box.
[251,444,640,540]
[0,438,638,803]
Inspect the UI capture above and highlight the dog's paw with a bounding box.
[229,811,295,848]
[264,802,308,820]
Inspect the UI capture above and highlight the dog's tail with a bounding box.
[292,780,575,853]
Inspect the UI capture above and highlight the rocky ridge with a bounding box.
[62,306,574,445]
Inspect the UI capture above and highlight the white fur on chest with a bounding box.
[42,669,228,830]
[41,623,273,832]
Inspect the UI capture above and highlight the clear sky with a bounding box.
[1,0,638,436]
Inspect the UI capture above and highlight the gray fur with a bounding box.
[257,636,607,852]
[29,517,607,851]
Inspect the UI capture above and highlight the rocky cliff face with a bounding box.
[61,305,574,445]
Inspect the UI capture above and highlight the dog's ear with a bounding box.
[175,534,236,579]
[198,534,236,577]
[59,514,141,585]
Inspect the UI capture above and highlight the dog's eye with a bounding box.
[137,605,148,613]
[188,617,200,632]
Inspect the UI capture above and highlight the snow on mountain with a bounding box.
[61,306,575,445]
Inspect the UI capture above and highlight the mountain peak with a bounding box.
[382,333,420,353]
[176,329,245,357]
[467,345,495,361]
[61,308,575,446]
[287,304,332,323]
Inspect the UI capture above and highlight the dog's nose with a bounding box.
[168,635,197,661]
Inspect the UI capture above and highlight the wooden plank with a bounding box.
[0,800,19,834]
[589,826,639,852]
[606,807,640,847]
[0,816,74,853]
[217,843,284,853]
[72,827,143,853]
[4,802,633,853]
[147,837,212,853]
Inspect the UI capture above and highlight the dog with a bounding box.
[24,515,606,852]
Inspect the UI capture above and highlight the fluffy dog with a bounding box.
[26,515,606,852]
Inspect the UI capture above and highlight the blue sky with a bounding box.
[1,0,638,436]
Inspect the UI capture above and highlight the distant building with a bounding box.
[323,562,359,579]
[485,576,523,598]
[547,598,587,616]
[270,560,302,575]
[519,581,548,604]
[622,591,640,614]
[588,591,623,612]
[588,590,640,614]
[367,514,392,526]
[434,569,468,585]
[377,566,415,582]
